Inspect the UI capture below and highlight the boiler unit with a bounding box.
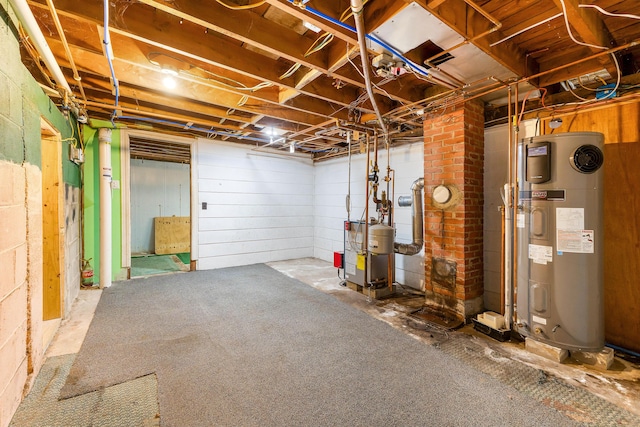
[343,221,392,290]
[516,132,605,351]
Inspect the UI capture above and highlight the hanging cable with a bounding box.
[578,4,640,20]
[304,32,334,57]
[558,0,608,50]
[215,0,265,10]
[102,0,119,123]
[279,62,302,79]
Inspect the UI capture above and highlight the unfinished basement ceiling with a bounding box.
[16,0,640,158]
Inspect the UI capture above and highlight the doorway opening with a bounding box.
[128,136,192,277]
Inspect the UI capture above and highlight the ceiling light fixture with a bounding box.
[262,126,284,137]
[161,66,179,89]
[163,75,177,89]
[290,142,295,153]
[549,118,563,129]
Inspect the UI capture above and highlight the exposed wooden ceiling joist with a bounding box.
[18,0,640,158]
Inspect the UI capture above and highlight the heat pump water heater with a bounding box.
[516,132,604,351]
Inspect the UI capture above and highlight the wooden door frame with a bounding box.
[41,118,65,320]
[120,130,199,273]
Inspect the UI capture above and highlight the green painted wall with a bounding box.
[0,2,80,184]
[82,123,127,282]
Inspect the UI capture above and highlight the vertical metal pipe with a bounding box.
[364,134,370,288]
[350,0,388,137]
[512,84,520,327]
[99,128,113,288]
[504,86,513,328]
[347,131,352,222]
[499,205,505,315]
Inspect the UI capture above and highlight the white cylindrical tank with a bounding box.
[368,224,394,255]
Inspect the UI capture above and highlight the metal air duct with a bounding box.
[394,177,424,255]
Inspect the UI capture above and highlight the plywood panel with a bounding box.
[603,143,640,353]
[42,134,64,321]
[155,216,190,254]
[542,102,640,143]
[542,101,640,352]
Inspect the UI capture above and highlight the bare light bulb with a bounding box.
[163,75,177,89]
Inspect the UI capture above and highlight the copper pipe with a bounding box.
[499,205,505,315]
[388,253,393,291]
[505,85,513,326]
[512,83,519,329]
[386,40,638,123]
[523,40,638,83]
[364,133,370,288]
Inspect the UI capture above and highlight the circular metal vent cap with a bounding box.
[571,144,604,174]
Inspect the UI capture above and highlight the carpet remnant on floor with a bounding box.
[53,264,599,427]
[175,252,191,265]
[9,354,159,427]
[130,254,189,277]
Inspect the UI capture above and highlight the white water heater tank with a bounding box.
[368,224,394,255]
[516,132,605,352]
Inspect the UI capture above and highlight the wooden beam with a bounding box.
[550,0,617,77]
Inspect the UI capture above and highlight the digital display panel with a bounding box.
[528,145,548,157]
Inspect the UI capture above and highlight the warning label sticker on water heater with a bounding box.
[528,244,553,264]
[557,230,595,253]
[556,208,594,253]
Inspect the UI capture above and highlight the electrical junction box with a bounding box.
[69,145,84,164]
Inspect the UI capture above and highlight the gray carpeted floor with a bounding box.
[10,354,159,427]
[60,264,580,427]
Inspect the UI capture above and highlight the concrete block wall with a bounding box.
[0,162,37,427]
[313,142,426,290]
[197,140,314,269]
[24,164,44,386]
[1,4,80,425]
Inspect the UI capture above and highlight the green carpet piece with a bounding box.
[130,254,182,277]
[175,252,190,265]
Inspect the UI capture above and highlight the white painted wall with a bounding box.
[314,142,425,290]
[196,140,314,269]
[130,159,190,254]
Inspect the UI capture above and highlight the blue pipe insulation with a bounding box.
[297,2,430,77]
[606,342,640,358]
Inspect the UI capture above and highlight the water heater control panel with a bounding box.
[526,141,551,184]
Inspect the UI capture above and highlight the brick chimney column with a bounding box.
[423,99,484,320]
